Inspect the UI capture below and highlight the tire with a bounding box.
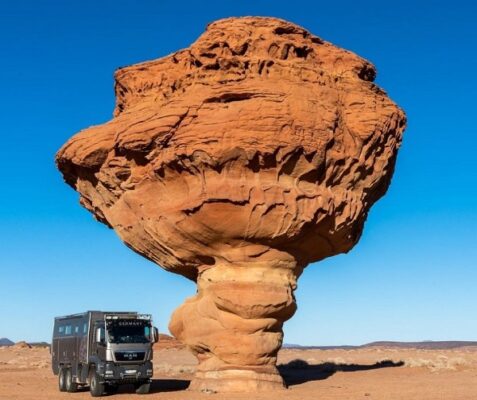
[89,369,105,397]
[135,381,150,394]
[58,368,67,392]
[65,368,78,393]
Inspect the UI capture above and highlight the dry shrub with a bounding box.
[325,357,347,364]
[153,362,195,375]
[405,355,469,371]
[30,360,49,369]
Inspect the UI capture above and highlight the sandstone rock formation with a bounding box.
[56,17,406,392]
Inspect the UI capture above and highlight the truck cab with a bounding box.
[51,311,158,397]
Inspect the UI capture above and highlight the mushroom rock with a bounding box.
[56,17,406,392]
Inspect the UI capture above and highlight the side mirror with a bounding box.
[153,327,159,343]
[95,327,105,343]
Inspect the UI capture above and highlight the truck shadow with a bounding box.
[109,379,190,395]
[149,378,190,392]
[278,359,405,386]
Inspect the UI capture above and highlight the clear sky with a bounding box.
[0,0,476,345]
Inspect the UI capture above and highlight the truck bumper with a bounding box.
[99,361,153,383]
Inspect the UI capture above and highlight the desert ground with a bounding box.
[1,342,476,400]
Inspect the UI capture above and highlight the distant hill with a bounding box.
[284,341,477,350]
[283,343,356,350]
[0,338,14,346]
[0,339,49,348]
[364,341,477,349]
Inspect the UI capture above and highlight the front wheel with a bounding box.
[135,381,150,394]
[89,369,105,397]
[58,368,67,392]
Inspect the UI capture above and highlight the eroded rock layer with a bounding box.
[56,17,406,392]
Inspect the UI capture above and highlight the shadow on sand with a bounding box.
[100,360,403,393]
[149,378,190,393]
[278,359,404,386]
[107,379,190,395]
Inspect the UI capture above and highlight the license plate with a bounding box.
[125,369,136,374]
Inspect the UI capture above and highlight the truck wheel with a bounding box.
[58,368,67,392]
[135,381,150,394]
[89,369,105,397]
[65,368,78,392]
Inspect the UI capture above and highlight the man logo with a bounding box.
[115,351,144,361]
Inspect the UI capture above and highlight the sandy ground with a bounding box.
[1,345,477,400]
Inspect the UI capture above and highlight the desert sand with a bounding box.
[1,343,476,400]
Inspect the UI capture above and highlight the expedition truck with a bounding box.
[51,311,158,396]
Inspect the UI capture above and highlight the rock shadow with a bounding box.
[278,359,404,386]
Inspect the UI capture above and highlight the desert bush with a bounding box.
[405,355,469,371]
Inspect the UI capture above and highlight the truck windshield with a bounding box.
[106,319,150,344]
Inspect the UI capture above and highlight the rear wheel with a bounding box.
[135,381,150,394]
[58,368,67,392]
[65,368,78,392]
[89,369,105,397]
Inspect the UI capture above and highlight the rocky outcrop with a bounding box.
[13,342,32,349]
[56,17,406,392]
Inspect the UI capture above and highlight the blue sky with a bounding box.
[0,0,476,345]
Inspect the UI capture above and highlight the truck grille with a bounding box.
[114,351,145,362]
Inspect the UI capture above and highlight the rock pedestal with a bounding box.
[170,259,299,391]
[56,17,406,392]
